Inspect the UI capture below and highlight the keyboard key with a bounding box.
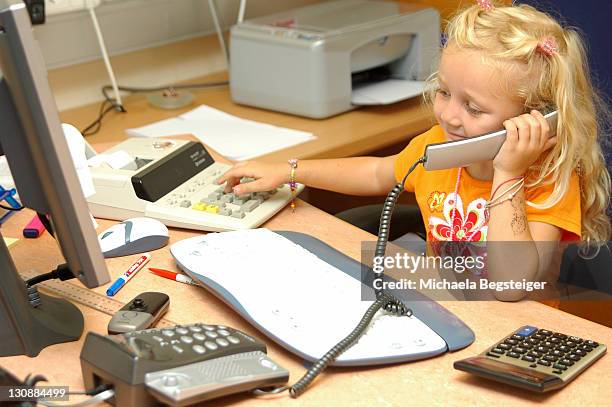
[537,359,551,366]
[486,352,500,358]
[543,355,558,362]
[234,197,248,205]
[204,341,218,351]
[535,346,549,353]
[512,347,527,354]
[559,359,574,366]
[578,344,593,352]
[538,329,553,336]
[231,210,245,219]
[553,363,568,371]
[552,333,567,340]
[192,203,207,211]
[205,204,220,214]
[180,200,191,208]
[557,345,570,353]
[208,192,222,201]
[584,340,599,347]
[573,349,587,357]
[242,200,260,212]
[521,355,535,362]
[515,326,538,337]
[491,348,505,355]
[507,351,520,358]
[568,354,581,362]
[550,350,564,357]
[220,194,234,203]
[565,341,577,348]
[498,343,511,350]
[549,337,561,344]
[505,339,519,346]
[568,336,583,344]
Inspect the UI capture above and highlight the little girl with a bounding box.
[218,1,611,299]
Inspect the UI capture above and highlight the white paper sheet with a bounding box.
[351,79,425,105]
[126,105,316,161]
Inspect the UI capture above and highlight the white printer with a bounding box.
[230,0,440,119]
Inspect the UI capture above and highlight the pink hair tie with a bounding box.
[537,36,558,57]
[476,0,495,11]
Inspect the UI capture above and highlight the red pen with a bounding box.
[149,268,198,286]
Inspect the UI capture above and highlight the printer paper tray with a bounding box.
[351,79,425,105]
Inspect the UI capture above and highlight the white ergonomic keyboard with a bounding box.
[171,229,448,366]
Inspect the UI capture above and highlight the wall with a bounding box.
[34,0,323,110]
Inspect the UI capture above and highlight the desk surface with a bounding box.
[59,72,434,162]
[2,203,611,406]
[3,94,611,406]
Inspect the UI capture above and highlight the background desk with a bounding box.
[59,72,431,215]
[58,73,434,163]
[1,203,611,406]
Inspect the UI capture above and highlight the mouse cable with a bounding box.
[254,155,427,398]
[80,80,229,137]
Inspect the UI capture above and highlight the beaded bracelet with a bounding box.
[288,158,298,212]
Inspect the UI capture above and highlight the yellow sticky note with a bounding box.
[3,237,18,248]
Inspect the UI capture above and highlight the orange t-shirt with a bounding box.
[394,125,581,242]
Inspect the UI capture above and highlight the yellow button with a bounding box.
[192,203,207,211]
[205,205,219,214]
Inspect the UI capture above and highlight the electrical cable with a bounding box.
[255,155,427,398]
[79,80,229,137]
[208,0,229,65]
[37,388,115,407]
[0,202,24,211]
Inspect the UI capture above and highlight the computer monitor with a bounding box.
[0,0,110,356]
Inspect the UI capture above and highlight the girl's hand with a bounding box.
[493,110,557,176]
[217,161,288,195]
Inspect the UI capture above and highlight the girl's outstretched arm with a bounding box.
[217,155,398,197]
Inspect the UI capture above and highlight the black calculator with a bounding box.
[454,325,606,392]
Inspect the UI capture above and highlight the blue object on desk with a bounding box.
[0,185,22,224]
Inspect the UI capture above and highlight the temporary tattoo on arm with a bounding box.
[510,193,527,235]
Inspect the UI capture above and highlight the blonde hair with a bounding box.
[427,1,611,243]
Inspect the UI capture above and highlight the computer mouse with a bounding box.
[98,217,169,258]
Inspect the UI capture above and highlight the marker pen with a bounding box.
[106,253,151,296]
[23,215,46,238]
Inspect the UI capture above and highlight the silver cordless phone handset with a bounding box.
[423,110,558,170]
